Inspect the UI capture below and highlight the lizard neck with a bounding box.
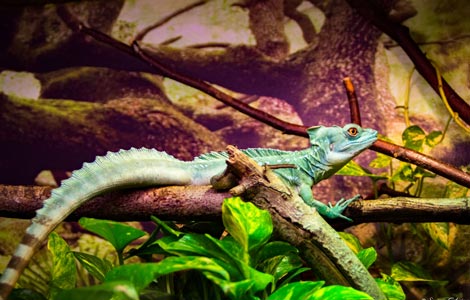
[294,146,338,183]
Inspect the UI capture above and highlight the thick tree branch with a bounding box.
[1,184,468,224]
[213,146,385,298]
[0,184,226,221]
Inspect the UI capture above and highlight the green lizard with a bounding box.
[0,123,377,299]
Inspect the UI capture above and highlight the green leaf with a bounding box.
[105,256,230,292]
[202,276,256,300]
[79,218,146,253]
[338,233,376,269]
[338,232,362,254]
[277,267,311,287]
[255,241,299,264]
[444,180,469,198]
[157,233,245,277]
[425,130,442,147]
[55,281,139,300]
[150,215,184,237]
[9,288,47,300]
[391,261,447,285]
[357,247,377,269]
[267,281,323,300]
[48,232,76,296]
[375,273,405,300]
[257,252,303,284]
[402,125,426,151]
[337,161,385,180]
[222,197,273,253]
[73,252,113,282]
[369,153,392,169]
[391,163,415,182]
[310,285,373,300]
[420,222,450,250]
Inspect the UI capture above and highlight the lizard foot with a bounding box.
[326,194,361,221]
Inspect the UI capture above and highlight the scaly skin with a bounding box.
[0,124,377,299]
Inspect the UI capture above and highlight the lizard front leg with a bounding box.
[298,182,358,221]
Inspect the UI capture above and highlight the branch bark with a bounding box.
[1,184,469,224]
[211,145,385,299]
[0,184,226,221]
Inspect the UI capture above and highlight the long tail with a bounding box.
[0,148,193,299]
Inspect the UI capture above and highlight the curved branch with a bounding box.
[346,0,470,126]
[132,1,207,43]
[56,5,470,188]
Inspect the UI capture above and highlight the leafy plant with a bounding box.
[12,197,393,300]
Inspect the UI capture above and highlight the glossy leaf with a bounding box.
[357,247,377,269]
[444,180,469,198]
[203,276,256,300]
[55,281,139,300]
[375,274,405,300]
[338,232,376,268]
[267,281,323,300]
[105,256,230,292]
[257,253,303,284]
[157,233,245,278]
[79,218,146,253]
[391,163,415,182]
[402,125,426,151]
[222,197,273,253]
[205,266,273,299]
[420,222,450,250]
[48,232,76,296]
[150,215,183,237]
[391,261,447,285]
[369,153,392,169]
[309,285,373,300]
[337,161,385,179]
[338,232,362,254]
[425,130,442,147]
[9,288,47,300]
[73,251,113,282]
[255,241,299,264]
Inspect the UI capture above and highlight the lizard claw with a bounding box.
[325,194,361,221]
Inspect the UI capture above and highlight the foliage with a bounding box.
[365,121,468,298]
[11,197,389,300]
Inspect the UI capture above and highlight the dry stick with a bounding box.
[56,6,470,188]
[342,77,362,126]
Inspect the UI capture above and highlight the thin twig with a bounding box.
[342,77,361,125]
[132,1,207,43]
[131,41,307,135]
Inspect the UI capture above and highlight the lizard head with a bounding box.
[307,124,378,167]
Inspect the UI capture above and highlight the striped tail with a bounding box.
[0,148,193,299]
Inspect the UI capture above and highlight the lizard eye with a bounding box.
[347,126,358,137]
